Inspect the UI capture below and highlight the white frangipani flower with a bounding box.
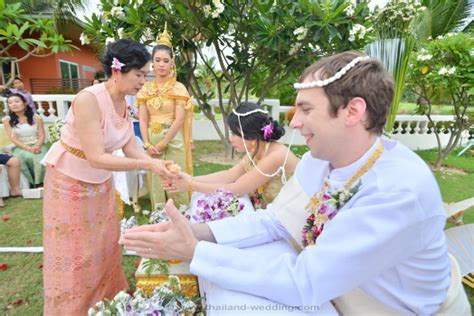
[289,42,302,55]
[294,27,308,41]
[80,32,90,45]
[110,6,125,18]
[416,53,432,61]
[117,27,125,39]
[203,5,212,17]
[437,66,456,76]
[308,43,321,52]
[344,3,355,16]
[438,67,448,75]
[348,24,367,42]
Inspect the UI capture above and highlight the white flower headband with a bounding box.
[293,56,371,90]
[232,108,274,139]
[231,108,268,117]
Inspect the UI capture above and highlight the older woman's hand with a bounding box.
[149,159,178,179]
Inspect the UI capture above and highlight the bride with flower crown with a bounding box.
[164,101,300,211]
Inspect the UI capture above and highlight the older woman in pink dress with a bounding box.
[42,39,174,315]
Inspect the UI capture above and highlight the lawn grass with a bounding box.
[397,102,455,115]
[416,149,474,203]
[1,140,473,314]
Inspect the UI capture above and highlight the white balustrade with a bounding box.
[1,94,73,123]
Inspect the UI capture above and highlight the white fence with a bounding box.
[0,94,470,150]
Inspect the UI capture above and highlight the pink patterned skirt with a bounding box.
[43,166,128,315]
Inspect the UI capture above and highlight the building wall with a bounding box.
[54,44,102,82]
[5,42,101,91]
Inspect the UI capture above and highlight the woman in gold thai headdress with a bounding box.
[137,24,193,208]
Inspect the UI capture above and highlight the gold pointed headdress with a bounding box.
[156,22,173,48]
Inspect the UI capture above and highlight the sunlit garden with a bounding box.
[0,0,473,315]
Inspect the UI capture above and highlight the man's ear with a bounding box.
[344,97,367,127]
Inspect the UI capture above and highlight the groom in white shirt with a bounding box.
[120,51,470,315]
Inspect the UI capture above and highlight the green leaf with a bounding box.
[18,40,30,50]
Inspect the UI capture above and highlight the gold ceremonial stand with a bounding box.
[135,259,199,298]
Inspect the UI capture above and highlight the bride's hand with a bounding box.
[165,172,192,193]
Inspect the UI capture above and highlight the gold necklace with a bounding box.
[151,77,176,110]
[305,142,384,215]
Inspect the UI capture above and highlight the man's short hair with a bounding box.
[299,51,394,134]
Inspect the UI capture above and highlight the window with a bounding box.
[0,58,20,85]
[59,60,79,90]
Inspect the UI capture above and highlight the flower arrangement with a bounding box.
[120,203,190,235]
[149,203,190,224]
[302,182,361,247]
[47,119,65,144]
[193,189,244,223]
[120,204,191,276]
[88,276,200,316]
[120,215,138,236]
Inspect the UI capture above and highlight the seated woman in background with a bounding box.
[2,93,47,187]
[0,153,22,207]
[165,102,300,209]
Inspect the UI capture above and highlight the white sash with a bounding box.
[272,175,308,252]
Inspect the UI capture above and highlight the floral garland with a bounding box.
[88,276,200,315]
[302,142,384,247]
[250,185,266,210]
[302,182,361,247]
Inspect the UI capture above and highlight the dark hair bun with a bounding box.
[102,39,151,77]
[228,102,285,142]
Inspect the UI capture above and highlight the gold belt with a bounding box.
[60,139,86,159]
[149,122,171,134]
